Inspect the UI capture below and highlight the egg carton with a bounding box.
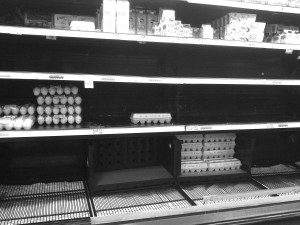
[176,134,204,143]
[181,143,203,152]
[181,161,208,174]
[203,141,236,151]
[181,151,203,160]
[130,113,172,124]
[204,133,236,143]
[207,159,242,172]
[203,149,235,160]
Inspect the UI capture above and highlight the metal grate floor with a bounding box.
[253,174,300,189]
[0,181,90,225]
[93,187,190,217]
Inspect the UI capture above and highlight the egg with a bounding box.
[67,115,75,124]
[13,116,23,130]
[60,95,67,105]
[37,96,45,105]
[37,105,44,115]
[33,87,41,96]
[53,116,60,125]
[74,105,82,114]
[53,107,59,115]
[56,86,64,95]
[60,116,68,124]
[3,107,11,116]
[45,115,52,125]
[52,96,60,105]
[3,117,13,130]
[60,106,67,115]
[67,96,74,105]
[67,106,75,115]
[71,86,79,95]
[0,118,3,130]
[75,114,82,124]
[37,115,45,125]
[19,106,27,115]
[44,96,52,105]
[23,116,34,130]
[27,105,35,115]
[75,96,82,105]
[40,87,48,96]
[49,86,56,95]
[64,86,71,95]
[11,106,19,115]
[45,106,52,115]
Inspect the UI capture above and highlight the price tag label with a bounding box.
[0,132,9,137]
[267,123,275,129]
[186,126,200,131]
[93,129,102,135]
[278,123,289,128]
[49,75,64,80]
[199,126,213,130]
[84,76,94,88]
[271,80,283,85]
[286,49,293,54]
[46,36,57,40]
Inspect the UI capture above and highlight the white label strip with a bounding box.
[0,129,94,138]
[1,26,300,51]
[102,125,185,135]
[186,122,300,132]
[187,0,300,14]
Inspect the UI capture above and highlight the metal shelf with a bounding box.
[187,0,300,14]
[0,26,299,51]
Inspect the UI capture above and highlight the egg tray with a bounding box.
[181,161,208,174]
[181,151,203,160]
[204,133,236,143]
[203,149,235,160]
[130,113,172,125]
[181,143,203,152]
[176,134,204,143]
[207,159,242,172]
[203,141,236,151]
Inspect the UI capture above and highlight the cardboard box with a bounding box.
[159,9,175,24]
[200,24,213,39]
[53,14,75,29]
[101,0,117,33]
[146,10,158,35]
[129,9,136,34]
[116,0,130,33]
[136,9,147,35]
[24,12,53,28]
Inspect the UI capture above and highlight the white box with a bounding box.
[101,0,117,33]
[200,24,214,39]
[116,0,130,33]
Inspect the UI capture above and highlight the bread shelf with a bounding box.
[0,26,299,51]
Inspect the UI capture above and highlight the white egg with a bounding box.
[52,96,60,105]
[33,87,41,96]
[37,115,45,125]
[37,96,44,105]
[60,107,67,115]
[53,107,59,115]
[49,87,56,95]
[67,96,74,105]
[75,96,82,105]
[40,87,48,96]
[71,86,79,95]
[45,116,52,125]
[44,96,52,105]
[11,107,19,115]
[27,105,35,115]
[13,117,23,130]
[75,105,82,114]
[45,106,52,115]
[60,96,67,105]
[23,117,33,130]
[75,114,82,124]
[3,117,13,130]
[19,106,27,115]
[53,116,60,125]
[3,107,11,116]
[60,116,68,124]
[64,86,71,95]
[67,115,75,124]
[37,106,44,115]
[56,86,64,95]
[67,106,75,115]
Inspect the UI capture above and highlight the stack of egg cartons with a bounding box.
[33,85,82,126]
[203,133,242,172]
[177,134,207,175]
[0,104,36,130]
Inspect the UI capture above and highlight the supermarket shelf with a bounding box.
[0,26,300,51]
[187,0,300,14]
[2,71,300,86]
[185,122,300,132]
[0,125,185,139]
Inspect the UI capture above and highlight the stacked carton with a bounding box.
[264,24,300,44]
[33,85,82,126]
[177,133,242,175]
[212,13,266,42]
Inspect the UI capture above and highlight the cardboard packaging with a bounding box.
[101,0,117,33]
[200,24,214,39]
[53,14,75,29]
[136,9,147,35]
[129,9,136,34]
[146,10,158,35]
[116,0,130,33]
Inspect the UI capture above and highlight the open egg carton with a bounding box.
[207,159,242,172]
[176,134,204,143]
[181,160,208,174]
[203,141,236,151]
[181,142,203,152]
[204,133,236,143]
[203,149,235,160]
[130,113,172,125]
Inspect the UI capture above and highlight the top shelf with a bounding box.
[0,26,300,51]
[187,0,300,14]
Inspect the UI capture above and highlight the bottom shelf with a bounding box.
[90,166,173,192]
